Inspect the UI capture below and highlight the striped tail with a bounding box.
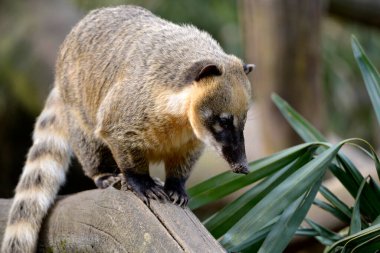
[1,88,72,253]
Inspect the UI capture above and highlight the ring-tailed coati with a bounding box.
[1,5,254,253]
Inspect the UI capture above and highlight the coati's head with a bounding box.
[188,58,254,174]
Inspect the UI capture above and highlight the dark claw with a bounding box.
[154,188,168,202]
[146,189,156,200]
[171,192,188,207]
[171,193,179,204]
[178,198,184,207]
[142,196,149,206]
[164,177,189,208]
[123,171,169,205]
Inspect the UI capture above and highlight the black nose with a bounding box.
[231,163,249,174]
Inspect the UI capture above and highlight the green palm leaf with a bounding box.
[352,35,380,127]
[188,142,320,209]
[257,179,322,253]
[222,142,344,251]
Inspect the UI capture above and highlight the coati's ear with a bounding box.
[243,64,255,75]
[195,64,222,82]
[185,61,222,83]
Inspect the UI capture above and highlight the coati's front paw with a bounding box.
[165,188,188,207]
[94,173,122,189]
[123,171,168,205]
[164,177,188,207]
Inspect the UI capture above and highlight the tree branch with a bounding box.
[0,189,225,252]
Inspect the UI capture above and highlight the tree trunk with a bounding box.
[239,0,323,153]
[329,0,380,28]
[0,188,225,253]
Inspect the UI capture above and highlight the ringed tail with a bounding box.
[1,88,71,253]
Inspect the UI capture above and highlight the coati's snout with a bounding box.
[202,112,250,174]
[221,132,249,174]
[189,106,250,174]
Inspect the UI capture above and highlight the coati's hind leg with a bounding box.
[68,115,121,189]
[93,172,122,189]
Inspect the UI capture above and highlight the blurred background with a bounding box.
[0,0,380,252]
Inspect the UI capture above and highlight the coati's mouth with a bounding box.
[230,163,249,174]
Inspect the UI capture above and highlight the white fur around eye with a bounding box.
[233,116,238,128]
[212,123,223,132]
[220,112,231,119]
[202,108,212,118]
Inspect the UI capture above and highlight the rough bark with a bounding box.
[0,188,225,253]
[239,0,323,153]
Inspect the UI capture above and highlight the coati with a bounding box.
[1,5,254,253]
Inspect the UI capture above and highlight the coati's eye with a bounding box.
[218,115,233,129]
[219,117,230,128]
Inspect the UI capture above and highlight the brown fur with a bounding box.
[2,5,253,253]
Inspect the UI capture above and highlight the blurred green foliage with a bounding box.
[0,28,44,115]
[322,18,380,145]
